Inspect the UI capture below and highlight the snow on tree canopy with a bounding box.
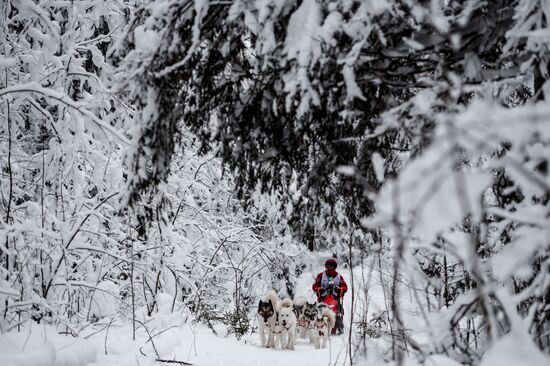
[1,0,550,365]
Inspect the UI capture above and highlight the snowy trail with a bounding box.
[163,263,378,366]
[0,259,434,366]
[1,262,358,366]
[171,326,348,366]
[0,321,350,366]
[152,264,358,366]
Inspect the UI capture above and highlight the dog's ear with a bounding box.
[267,299,272,306]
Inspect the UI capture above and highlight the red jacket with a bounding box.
[312,269,348,298]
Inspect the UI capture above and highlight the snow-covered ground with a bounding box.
[3,320,548,366]
[0,262,374,366]
[0,315,350,366]
[2,263,549,366]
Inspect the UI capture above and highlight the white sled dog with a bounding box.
[257,291,279,348]
[278,298,297,350]
[312,304,336,350]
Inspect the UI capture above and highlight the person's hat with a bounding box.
[325,258,337,268]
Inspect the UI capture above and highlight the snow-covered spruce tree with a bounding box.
[116,0,522,249]
[118,0,549,363]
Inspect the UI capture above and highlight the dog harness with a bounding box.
[297,319,309,327]
[272,313,285,334]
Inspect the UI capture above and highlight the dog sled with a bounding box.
[319,288,344,335]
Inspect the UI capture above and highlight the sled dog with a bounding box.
[303,301,318,343]
[313,304,336,350]
[257,291,278,348]
[293,297,309,340]
[278,298,297,350]
[295,299,317,343]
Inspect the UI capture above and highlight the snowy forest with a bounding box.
[1,1,549,366]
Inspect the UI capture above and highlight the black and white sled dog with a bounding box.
[312,304,336,350]
[277,298,297,350]
[257,291,279,348]
[293,297,308,340]
[294,297,316,343]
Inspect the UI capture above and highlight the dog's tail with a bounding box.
[294,296,306,307]
[279,297,293,309]
[322,307,336,329]
[265,290,279,309]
